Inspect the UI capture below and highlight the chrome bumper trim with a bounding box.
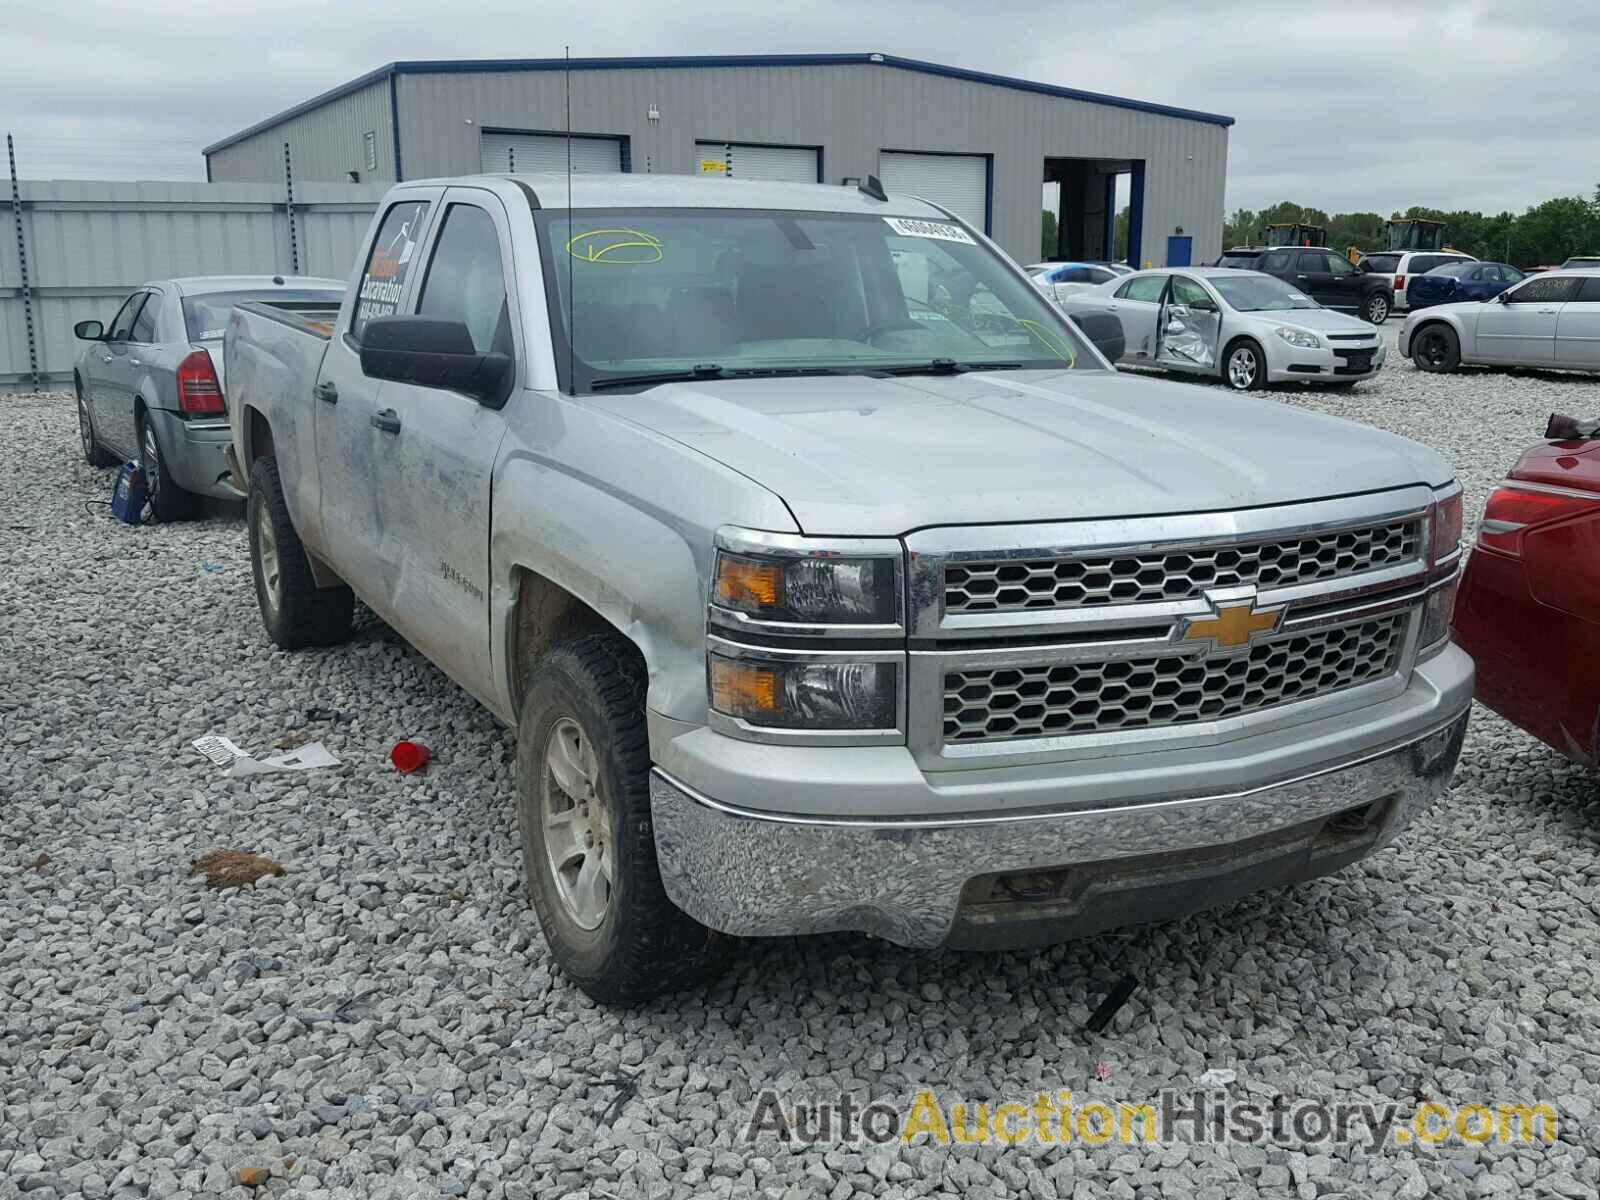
[649,706,1469,948]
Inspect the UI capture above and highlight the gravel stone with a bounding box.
[4,360,1599,1200]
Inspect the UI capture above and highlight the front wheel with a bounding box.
[1364,292,1391,324]
[1412,324,1461,373]
[1222,339,1267,392]
[247,455,353,648]
[516,635,724,1004]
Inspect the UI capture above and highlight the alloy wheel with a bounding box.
[1227,347,1258,390]
[141,424,163,509]
[541,716,613,930]
[253,492,282,619]
[78,397,95,461]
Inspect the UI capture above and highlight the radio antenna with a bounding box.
[565,45,575,395]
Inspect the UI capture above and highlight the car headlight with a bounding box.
[1273,325,1323,349]
[1418,573,1460,655]
[711,533,901,628]
[708,647,899,731]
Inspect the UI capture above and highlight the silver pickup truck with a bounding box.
[225,173,1473,1003]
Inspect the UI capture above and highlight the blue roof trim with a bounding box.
[203,52,1233,157]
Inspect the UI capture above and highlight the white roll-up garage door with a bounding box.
[878,151,988,231]
[695,142,819,183]
[480,131,623,174]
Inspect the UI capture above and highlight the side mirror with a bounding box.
[1069,310,1125,364]
[359,316,512,407]
[1496,291,1513,304]
[74,319,105,341]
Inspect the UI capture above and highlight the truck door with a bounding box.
[315,194,439,598]
[1155,274,1221,372]
[364,187,515,696]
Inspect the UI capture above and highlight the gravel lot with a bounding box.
[4,342,1599,1200]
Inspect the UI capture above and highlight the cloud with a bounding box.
[4,0,1592,216]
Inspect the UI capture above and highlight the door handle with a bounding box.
[100,354,113,364]
[314,380,339,404]
[370,408,401,434]
[1296,274,1310,279]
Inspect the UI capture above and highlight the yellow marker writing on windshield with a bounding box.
[566,228,664,265]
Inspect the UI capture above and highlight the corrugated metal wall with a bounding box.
[1,180,386,392]
[206,79,395,185]
[389,62,1227,267]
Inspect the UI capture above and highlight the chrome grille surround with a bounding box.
[942,519,1421,615]
[905,488,1439,769]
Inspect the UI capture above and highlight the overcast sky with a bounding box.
[4,0,1595,216]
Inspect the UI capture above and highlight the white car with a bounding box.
[1357,250,1475,312]
[1063,267,1387,391]
[1026,261,1126,305]
[1399,269,1600,373]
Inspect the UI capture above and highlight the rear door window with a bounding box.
[1261,250,1294,273]
[1295,251,1330,272]
[351,199,433,342]
[1361,254,1399,274]
[1574,277,1600,302]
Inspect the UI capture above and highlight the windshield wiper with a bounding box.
[588,364,887,391]
[878,358,1024,377]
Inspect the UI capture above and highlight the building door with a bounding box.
[480,131,623,174]
[695,142,819,182]
[1166,236,1192,267]
[878,151,988,231]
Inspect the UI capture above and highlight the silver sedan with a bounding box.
[73,275,344,520]
[1400,269,1600,374]
[1063,267,1386,391]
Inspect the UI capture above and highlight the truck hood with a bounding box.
[590,368,1453,535]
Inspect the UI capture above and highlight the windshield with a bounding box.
[181,289,342,341]
[1210,274,1320,312]
[534,209,1087,392]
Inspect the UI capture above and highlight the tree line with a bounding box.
[1222,190,1600,267]
[1042,187,1600,267]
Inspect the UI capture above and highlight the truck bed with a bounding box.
[223,301,339,491]
[233,298,341,339]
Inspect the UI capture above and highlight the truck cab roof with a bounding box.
[397,172,959,222]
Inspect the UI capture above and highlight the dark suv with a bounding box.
[1256,247,1392,323]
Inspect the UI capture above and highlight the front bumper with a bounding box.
[651,646,1471,948]
[1263,337,1386,384]
[146,409,244,501]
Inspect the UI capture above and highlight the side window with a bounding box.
[130,293,160,343]
[1326,255,1355,276]
[1118,275,1167,302]
[1089,268,1116,284]
[1577,277,1600,302]
[1506,275,1583,304]
[416,204,511,355]
[351,199,432,342]
[1059,267,1090,283]
[1261,251,1292,272]
[1295,251,1328,272]
[107,292,146,342]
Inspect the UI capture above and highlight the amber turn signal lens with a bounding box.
[709,657,782,720]
[713,554,784,611]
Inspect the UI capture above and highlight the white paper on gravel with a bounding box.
[192,734,340,776]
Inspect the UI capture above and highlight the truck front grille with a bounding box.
[942,613,1407,743]
[942,519,1420,615]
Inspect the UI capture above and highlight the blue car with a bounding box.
[1406,261,1525,310]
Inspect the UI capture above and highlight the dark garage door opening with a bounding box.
[1043,157,1143,268]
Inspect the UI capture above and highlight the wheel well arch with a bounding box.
[244,405,275,467]
[1410,318,1458,354]
[507,566,639,710]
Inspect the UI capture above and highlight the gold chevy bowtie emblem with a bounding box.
[1183,600,1281,650]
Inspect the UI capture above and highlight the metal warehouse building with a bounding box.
[203,53,1232,268]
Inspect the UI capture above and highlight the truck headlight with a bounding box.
[1430,484,1463,566]
[1274,325,1322,349]
[708,649,899,730]
[1418,573,1460,656]
[711,530,903,629]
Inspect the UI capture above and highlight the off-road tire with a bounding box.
[1222,337,1267,392]
[247,454,354,648]
[76,378,118,467]
[140,412,198,522]
[1412,323,1461,373]
[516,634,724,1004]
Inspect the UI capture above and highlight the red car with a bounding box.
[1452,414,1600,766]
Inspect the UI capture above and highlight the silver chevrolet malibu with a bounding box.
[73,275,344,519]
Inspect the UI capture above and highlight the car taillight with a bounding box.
[177,349,224,415]
[1477,484,1597,556]
[1394,274,1406,292]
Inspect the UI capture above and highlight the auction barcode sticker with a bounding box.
[884,217,975,245]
